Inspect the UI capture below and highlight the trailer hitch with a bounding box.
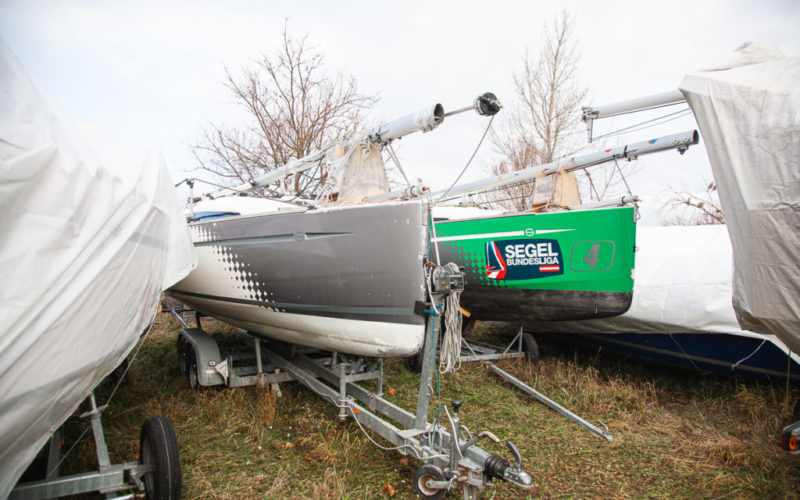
[444,400,533,489]
[484,441,534,488]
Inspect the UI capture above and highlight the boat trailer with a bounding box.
[457,325,613,442]
[9,394,181,500]
[171,264,534,499]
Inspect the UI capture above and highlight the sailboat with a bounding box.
[168,93,502,357]
[428,131,698,325]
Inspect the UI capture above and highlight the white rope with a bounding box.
[439,262,463,374]
[731,338,767,370]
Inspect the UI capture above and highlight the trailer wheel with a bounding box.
[522,332,539,364]
[187,351,199,391]
[139,416,181,500]
[413,465,447,500]
[176,337,188,376]
[404,350,423,373]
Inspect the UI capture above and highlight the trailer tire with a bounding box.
[187,351,199,391]
[177,337,188,376]
[404,350,423,373]
[413,465,447,499]
[522,332,539,364]
[139,416,182,500]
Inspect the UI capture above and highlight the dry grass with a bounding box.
[58,314,800,499]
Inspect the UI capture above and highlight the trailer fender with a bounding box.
[178,328,226,387]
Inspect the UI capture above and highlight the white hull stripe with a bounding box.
[171,290,414,317]
[433,228,573,242]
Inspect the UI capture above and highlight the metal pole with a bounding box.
[203,92,500,199]
[488,364,613,441]
[415,297,445,430]
[582,90,687,142]
[582,90,686,121]
[432,129,699,203]
[86,393,112,469]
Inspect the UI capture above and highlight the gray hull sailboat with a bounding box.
[169,93,502,357]
[169,198,430,357]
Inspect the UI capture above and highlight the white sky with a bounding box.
[2,0,798,223]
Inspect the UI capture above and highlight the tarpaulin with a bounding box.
[0,40,195,496]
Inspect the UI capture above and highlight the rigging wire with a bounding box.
[436,114,496,201]
[613,158,634,198]
[590,108,693,142]
[46,320,158,477]
[385,143,412,187]
[584,170,601,201]
[535,105,693,143]
[441,107,692,207]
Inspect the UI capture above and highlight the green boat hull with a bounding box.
[434,206,637,323]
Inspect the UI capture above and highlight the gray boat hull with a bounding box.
[169,200,430,357]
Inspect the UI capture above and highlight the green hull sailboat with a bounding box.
[427,129,698,326]
[435,206,636,324]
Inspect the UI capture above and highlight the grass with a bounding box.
[58,312,800,499]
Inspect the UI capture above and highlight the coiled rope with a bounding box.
[438,262,463,374]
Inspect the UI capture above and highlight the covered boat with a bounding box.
[0,41,195,496]
[581,42,800,358]
[679,42,800,355]
[521,225,800,383]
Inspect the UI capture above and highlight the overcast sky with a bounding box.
[2,0,798,223]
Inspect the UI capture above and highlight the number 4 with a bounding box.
[583,244,600,268]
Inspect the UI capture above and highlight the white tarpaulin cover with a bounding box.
[524,225,796,359]
[0,40,196,496]
[679,42,800,354]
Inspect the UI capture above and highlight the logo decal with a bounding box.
[485,238,564,280]
[486,241,507,279]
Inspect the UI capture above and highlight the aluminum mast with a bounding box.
[430,129,699,203]
[581,90,687,142]
[205,92,501,199]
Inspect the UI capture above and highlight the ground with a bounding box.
[59,312,800,499]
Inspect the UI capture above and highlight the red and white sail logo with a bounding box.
[486,241,507,279]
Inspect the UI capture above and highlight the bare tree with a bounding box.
[192,24,377,197]
[664,181,725,225]
[486,11,588,212]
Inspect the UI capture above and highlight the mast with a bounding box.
[204,92,501,199]
[581,90,687,142]
[428,129,699,203]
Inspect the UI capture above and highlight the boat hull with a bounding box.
[539,332,800,384]
[169,201,429,357]
[434,207,636,323]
